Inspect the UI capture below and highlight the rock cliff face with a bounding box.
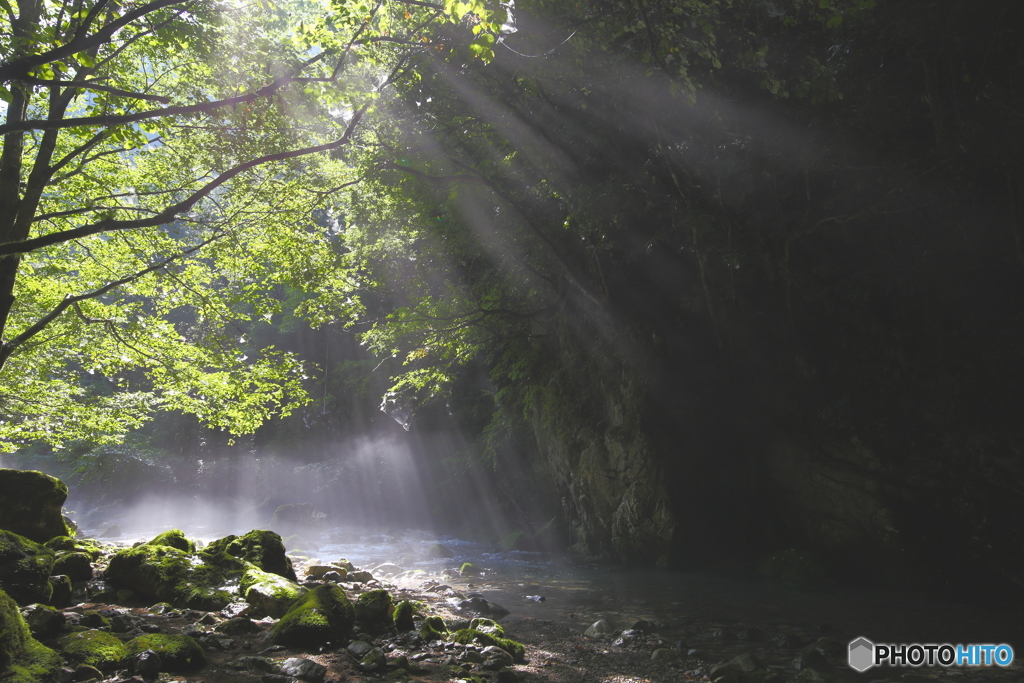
[510,336,1024,594]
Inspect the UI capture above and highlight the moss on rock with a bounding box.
[1,589,62,683]
[52,551,92,582]
[45,537,101,561]
[354,589,393,633]
[57,629,128,670]
[105,544,231,610]
[125,634,207,672]
[240,566,306,618]
[452,629,526,663]
[0,531,55,606]
[200,530,296,581]
[47,576,72,608]
[0,469,70,544]
[419,615,447,641]
[469,618,504,635]
[145,529,195,554]
[393,600,415,631]
[460,562,482,577]
[271,584,355,647]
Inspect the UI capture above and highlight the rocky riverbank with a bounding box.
[2,469,1022,683]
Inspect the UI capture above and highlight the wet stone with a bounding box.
[276,657,327,682]
[347,640,374,657]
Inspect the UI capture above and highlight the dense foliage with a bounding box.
[0,0,506,447]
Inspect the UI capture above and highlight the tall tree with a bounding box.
[0,0,506,448]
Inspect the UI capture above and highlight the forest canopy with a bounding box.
[2,0,1022,462]
[0,0,505,448]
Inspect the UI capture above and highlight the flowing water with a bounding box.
[93,522,1023,657]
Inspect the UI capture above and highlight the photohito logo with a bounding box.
[848,638,1015,672]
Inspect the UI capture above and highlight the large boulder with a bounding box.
[145,529,195,554]
[0,469,70,544]
[354,589,393,633]
[200,530,296,581]
[125,634,206,673]
[271,584,355,647]
[0,531,55,606]
[0,589,63,683]
[240,566,306,618]
[57,630,128,671]
[105,544,231,610]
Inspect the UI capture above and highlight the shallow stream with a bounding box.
[89,523,1022,658]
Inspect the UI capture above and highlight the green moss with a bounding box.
[1,589,61,683]
[0,589,30,669]
[271,584,355,647]
[57,629,128,670]
[79,611,110,629]
[240,566,306,618]
[0,469,70,543]
[53,551,93,582]
[419,615,447,641]
[459,562,482,576]
[125,634,207,672]
[6,638,62,683]
[452,629,526,663]
[145,529,195,554]
[200,530,296,581]
[393,600,415,631]
[468,618,504,636]
[0,530,55,605]
[105,544,230,610]
[354,589,393,632]
[47,575,72,609]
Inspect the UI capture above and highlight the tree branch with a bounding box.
[0,231,223,363]
[0,0,192,83]
[0,105,370,257]
[19,75,172,104]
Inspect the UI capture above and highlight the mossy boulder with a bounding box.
[47,576,72,608]
[52,552,92,582]
[145,529,195,554]
[393,600,415,631]
[0,590,62,683]
[419,615,448,641]
[200,530,296,581]
[460,562,482,577]
[452,629,526,663]
[0,469,70,543]
[469,617,504,635]
[126,634,207,672]
[271,584,355,647]
[45,537,101,561]
[57,629,128,670]
[105,544,231,610]
[0,531,55,606]
[354,589,393,633]
[240,566,306,618]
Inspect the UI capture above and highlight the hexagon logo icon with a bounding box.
[849,637,875,672]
